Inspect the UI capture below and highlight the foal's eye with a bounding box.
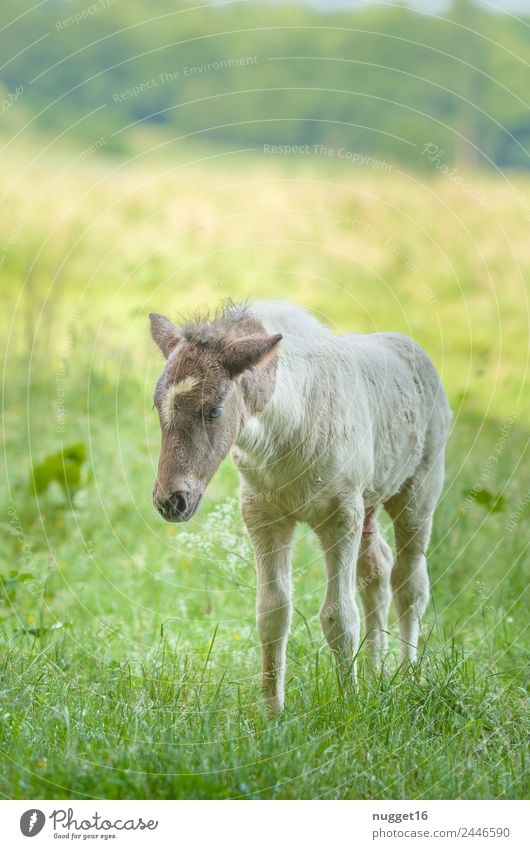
[205,406,222,423]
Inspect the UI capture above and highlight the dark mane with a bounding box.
[179,300,261,348]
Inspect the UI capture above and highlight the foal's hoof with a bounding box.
[366,655,390,677]
[263,696,284,718]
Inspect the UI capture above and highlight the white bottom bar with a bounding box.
[4,799,527,849]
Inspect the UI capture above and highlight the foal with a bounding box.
[150,301,450,713]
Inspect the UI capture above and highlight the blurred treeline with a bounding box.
[1,0,530,168]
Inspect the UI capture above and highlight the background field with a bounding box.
[1,149,529,799]
[0,0,529,801]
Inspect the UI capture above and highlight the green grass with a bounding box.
[0,641,527,799]
[1,370,528,799]
[0,151,529,798]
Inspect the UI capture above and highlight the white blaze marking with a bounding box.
[161,377,199,425]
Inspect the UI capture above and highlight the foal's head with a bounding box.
[150,308,281,522]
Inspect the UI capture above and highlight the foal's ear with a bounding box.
[149,313,183,358]
[221,333,282,378]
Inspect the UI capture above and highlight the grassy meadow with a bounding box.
[0,146,529,799]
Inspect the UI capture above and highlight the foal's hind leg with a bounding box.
[357,509,392,668]
[385,456,445,663]
[316,495,364,686]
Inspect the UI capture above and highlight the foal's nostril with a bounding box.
[169,491,188,515]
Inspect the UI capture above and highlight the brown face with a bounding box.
[149,312,281,523]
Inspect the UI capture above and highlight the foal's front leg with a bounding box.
[316,502,363,685]
[242,500,295,714]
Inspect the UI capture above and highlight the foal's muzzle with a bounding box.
[153,487,201,523]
